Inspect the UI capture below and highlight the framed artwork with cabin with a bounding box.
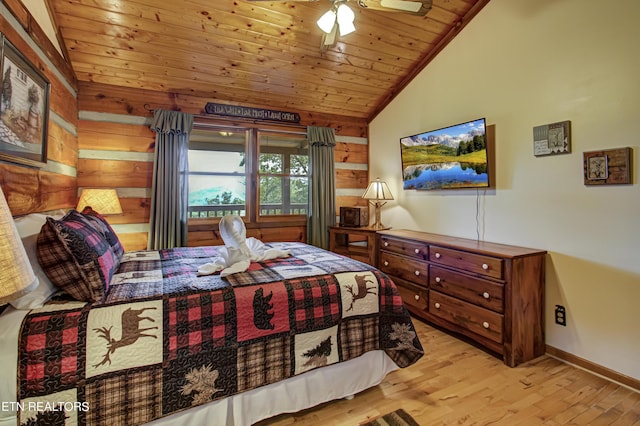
[0,33,50,167]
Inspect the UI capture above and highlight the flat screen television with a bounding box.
[400,118,490,190]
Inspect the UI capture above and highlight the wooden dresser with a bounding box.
[377,229,546,367]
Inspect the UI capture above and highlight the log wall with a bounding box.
[0,4,369,252]
[0,4,78,216]
[77,81,369,250]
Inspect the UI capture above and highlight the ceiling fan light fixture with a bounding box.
[317,9,337,34]
[337,3,356,36]
[337,3,355,23]
[338,20,356,36]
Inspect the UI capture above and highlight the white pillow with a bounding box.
[10,210,66,309]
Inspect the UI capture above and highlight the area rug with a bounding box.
[360,408,420,426]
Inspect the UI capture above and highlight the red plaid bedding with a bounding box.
[17,242,423,425]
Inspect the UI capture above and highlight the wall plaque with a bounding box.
[583,147,632,186]
[204,102,300,123]
[533,120,571,156]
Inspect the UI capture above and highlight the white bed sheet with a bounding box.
[0,306,398,426]
[0,307,28,426]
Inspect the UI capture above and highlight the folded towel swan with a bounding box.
[197,215,291,277]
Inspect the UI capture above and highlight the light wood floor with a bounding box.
[258,318,640,425]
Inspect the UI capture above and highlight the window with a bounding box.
[16,68,28,84]
[188,127,248,218]
[187,124,308,222]
[258,131,308,216]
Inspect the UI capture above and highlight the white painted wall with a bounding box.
[369,0,640,380]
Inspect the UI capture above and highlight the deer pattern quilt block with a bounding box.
[17,243,423,425]
[85,300,163,378]
[337,271,380,317]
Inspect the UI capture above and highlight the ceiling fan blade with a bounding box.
[320,24,338,52]
[356,0,432,16]
[381,0,420,12]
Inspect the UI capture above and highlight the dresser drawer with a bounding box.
[394,278,428,313]
[430,246,503,280]
[379,251,428,287]
[430,265,504,313]
[429,291,503,344]
[379,236,428,260]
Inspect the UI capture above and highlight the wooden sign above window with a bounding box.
[204,102,300,124]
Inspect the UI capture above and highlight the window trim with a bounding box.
[188,123,250,221]
[256,129,309,219]
[187,120,308,226]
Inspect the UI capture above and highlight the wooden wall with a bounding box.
[0,3,369,252]
[0,4,78,216]
[77,81,369,251]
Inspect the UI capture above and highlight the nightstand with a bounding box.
[328,225,389,267]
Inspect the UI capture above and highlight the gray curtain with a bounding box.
[307,126,336,249]
[148,109,194,249]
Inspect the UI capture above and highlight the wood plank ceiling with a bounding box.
[47,0,490,121]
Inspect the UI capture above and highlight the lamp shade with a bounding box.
[0,190,38,305]
[317,9,337,34]
[362,178,394,201]
[336,4,356,36]
[338,19,356,36]
[362,178,393,230]
[77,189,123,215]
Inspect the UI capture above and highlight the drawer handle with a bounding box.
[414,270,420,276]
[414,294,420,301]
[483,321,490,329]
[435,252,441,259]
[435,276,441,283]
[384,261,389,266]
[482,263,489,270]
[483,292,490,299]
[414,248,420,254]
[384,241,389,247]
[434,302,441,309]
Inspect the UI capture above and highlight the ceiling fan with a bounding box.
[248,0,433,49]
[356,0,432,16]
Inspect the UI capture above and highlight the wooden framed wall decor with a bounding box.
[533,120,571,156]
[0,33,50,168]
[583,147,632,186]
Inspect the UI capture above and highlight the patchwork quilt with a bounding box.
[17,243,424,425]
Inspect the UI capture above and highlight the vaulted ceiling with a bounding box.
[47,0,489,121]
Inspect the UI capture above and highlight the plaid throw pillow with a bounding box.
[36,211,120,302]
[82,210,125,260]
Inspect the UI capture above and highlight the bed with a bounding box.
[0,211,424,426]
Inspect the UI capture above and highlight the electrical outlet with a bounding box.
[555,305,566,326]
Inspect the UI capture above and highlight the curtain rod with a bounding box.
[194,121,307,137]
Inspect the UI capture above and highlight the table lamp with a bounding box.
[362,177,393,230]
[0,189,38,305]
[76,188,123,215]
